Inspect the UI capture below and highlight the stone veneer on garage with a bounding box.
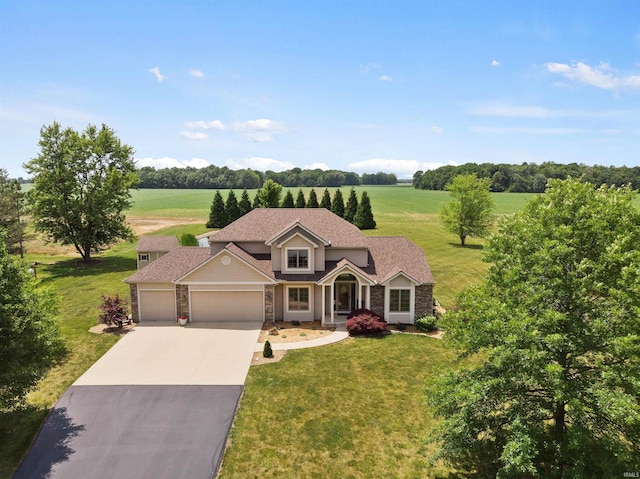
[176,285,189,319]
[130,284,139,322]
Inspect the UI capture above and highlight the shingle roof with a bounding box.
[364,236,434,284]
[137,235,180,253]
[125,247,210,283]
[209,208,367,248]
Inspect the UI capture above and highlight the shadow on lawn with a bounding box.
[38,255,136,283]
[447,242,483,251]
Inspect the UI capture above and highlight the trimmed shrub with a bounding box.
[180,233,198,246]
[415,314,438,332]
[263,340,273,358]
[347,308,383,321]
[346,313,387,336]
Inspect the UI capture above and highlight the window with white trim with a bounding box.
[288,287,310,311]
[287,248,309,269]
[138,254,149,261]
[390,289,410,312]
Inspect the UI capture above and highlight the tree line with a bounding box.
[206,180,376,230]
[413,161,640,192]
[138,165,396,189]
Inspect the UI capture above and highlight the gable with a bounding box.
[179,251,272,283]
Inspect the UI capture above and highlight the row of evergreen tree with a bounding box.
[206,184,376,230]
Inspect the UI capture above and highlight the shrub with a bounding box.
[263,340,273,358]
[291,320,301,326]
[180,233,199,246]
[98,293,128,327]
[415,314,438,332]
[346,313,387,336]
[346,308,383,321]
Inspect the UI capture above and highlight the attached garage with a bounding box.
[138,288,176,321]
[190,290,264,322]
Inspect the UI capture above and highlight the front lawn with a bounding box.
[219,334,474,479]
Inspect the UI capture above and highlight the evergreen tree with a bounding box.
[295,189,306,208]
[206,190,228,228]
[344,187,359,223]
[225,189,241,223]
[281,189,295,207]
[353,191,376,230]
[330,189,345,218]
[306,189,319,208]
[239,188,253,216]
[320,188,332,209]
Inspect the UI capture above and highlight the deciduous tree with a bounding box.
[255,179,283,208]
[0,229,62,407]
[440,174,494,246]
[427,179,640,477]
[24,122,138,263]
[0,169,27,257]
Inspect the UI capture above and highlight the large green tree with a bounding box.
[239,188,253,216]
[206,190,228,228]
[0,169,27,257]
[320,188,332,209]
[295,189,306,208]
[353,191,376,230]
[24,122,138,263]
[306,189,319,208]
[331,189,345,218]
[427,179,640,478]
[281,189,295,208]
[440,174,495,246]
[225,189,242,223]
[255,179,283,208]
[344,187,359,223]
[0,229,62,407]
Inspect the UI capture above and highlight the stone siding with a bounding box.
[264,285,274,322]
[370,285,385,318]
[130,284,139,322]
[176,284,189,319]
[414,284,434,317]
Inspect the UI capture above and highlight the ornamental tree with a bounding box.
[440,174,494,246]
[24,122,138,263]
[0,229,62,407]
[427,178,640,478]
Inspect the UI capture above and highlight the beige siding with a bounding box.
[325,248,368,267]
[139,289,176,321]
[190,291,263,322]
[283,284,315,322]
[313,285,323,319]
[387,275,413,288]
[236,242,270,254]
[137,251,166,269]
[181,254,268,283]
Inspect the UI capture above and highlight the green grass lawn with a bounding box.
[220,334,474,479]
[0,185,579,478]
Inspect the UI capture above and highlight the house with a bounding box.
[136,235,180,269]
[125,208,434,326]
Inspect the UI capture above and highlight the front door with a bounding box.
[335,282,354,313]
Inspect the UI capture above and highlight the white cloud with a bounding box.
[545,61,640,91]
[184,120,225,130]
[231,119,288,142]
[179,131,208,140]
[189,69,204,78]
[225,157,295,172]
[491,59,500,67]
[470,126,616,135]
[360,62,381,74]
[148,67,165,82]
[135,156,211,169]
[379,75,393,82]
[430,126,444,134]
[469,103,627,119]
[305,162,330,170]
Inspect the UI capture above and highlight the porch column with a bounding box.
[330,282,335,323]
[321,284,326,324]
[365,285,371,309]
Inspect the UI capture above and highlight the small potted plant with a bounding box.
[178,315,188,326]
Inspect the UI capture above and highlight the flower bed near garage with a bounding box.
[258,320,334,344]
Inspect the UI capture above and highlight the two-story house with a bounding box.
[125,208,434,325]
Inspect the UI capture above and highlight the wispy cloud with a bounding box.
[379,75,393,82]
[230,119,288,142]
[184,120,225,130]
[305,162,330,170]
[546,61,640,91]
[360,62,381,74]
[180,131,208,140]
[148,67,165,82]
[189,69,204,78]
[470,126,619,135]
[226,157,295,171]
[470,103,627,119]
[491,59,500,67]
[430,126,444,134]
[135,156,210,169]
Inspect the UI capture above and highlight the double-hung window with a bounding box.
[287,248,309,269]
[288,287,310,311]
[390,289,410,313]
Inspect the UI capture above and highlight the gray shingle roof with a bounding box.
[136,235,180,253]
[364,236,434,284]
[125,247,210,283]
[209,208,367,248]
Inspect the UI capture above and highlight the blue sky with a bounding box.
[1,0,639,180]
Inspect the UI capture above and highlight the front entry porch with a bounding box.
[320,273,373,326]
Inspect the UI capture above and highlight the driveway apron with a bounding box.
[13,322,262,479]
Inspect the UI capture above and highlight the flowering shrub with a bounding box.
[346,313,387,336]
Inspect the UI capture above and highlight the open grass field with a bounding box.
[3,185,636,478]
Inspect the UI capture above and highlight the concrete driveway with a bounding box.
[13,321,262,479]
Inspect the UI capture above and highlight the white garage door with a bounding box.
[191,291,263,322]
[139,290,175,321]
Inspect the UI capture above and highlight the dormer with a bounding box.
[266,221,330,273]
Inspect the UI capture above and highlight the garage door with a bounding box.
[139,290,175,321]
[191,291,263,322]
